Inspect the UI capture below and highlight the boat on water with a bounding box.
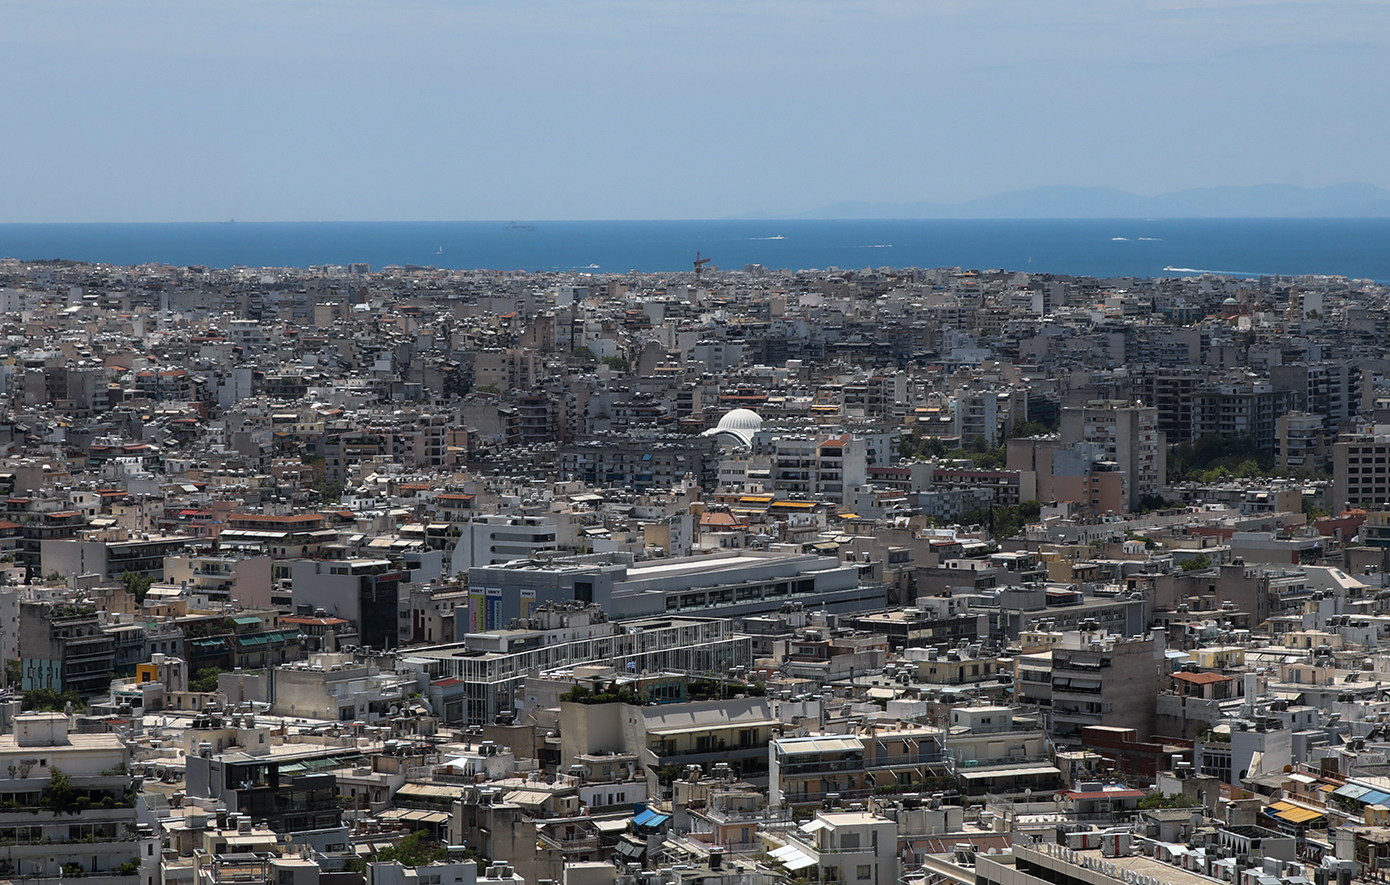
[505,221,537,231]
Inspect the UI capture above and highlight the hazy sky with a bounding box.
[2,0,1387,221]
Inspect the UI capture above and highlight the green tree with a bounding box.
[1180,553,1212,572]
[602,356,630,372]
[1138,791,1199,809]
[957,500,1042,540]
[120,571,154,605]
[1302,498,1331,520]
[189,668,222,693]
[43,769,90,815]
[1009,420,1056,437]
[1168,433,1274,483]
[22,688,84,713]
[313,481,345,504]
[1136,493,1171,513]
[569,346,596,363]
[374,831,448,867]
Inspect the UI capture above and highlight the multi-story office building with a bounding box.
[19,601,115,697]
[467,549,878,624]
[557,433,719,490]
[1331,429,1390,511]
[447,514,558,573]
[1275,410,1326,471]
[1191,381,1294,452]
[410,605,751,725]
[290,558,400,650]
[41,532,196,581]
[1027,628,1159,740]
[1059,401,1163,512]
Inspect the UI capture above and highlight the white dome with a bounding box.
[704,408,763,448]
[717,408,764,432]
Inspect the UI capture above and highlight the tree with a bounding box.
[189,668,222,693]
[1180,553,1212,572]
[1138,791,1199,809]
[373,831,448,867]
[22,688,84,713]
[602,355,630,372]
[313,481,345,504]
[120,571,154,605]
[1009,419,1056,437]
[569,346,596,363]
[43,769,90,815]
[1136,493,1170,513]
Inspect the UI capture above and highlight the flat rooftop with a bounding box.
[1010,843,1223,885]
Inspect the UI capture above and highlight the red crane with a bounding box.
[693,251,711,283]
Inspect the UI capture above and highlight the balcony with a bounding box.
[869,752,949,768]
[782,787,872,804]
[952,754,1049,769]
[779,759,865,776]
[537,831,598,852]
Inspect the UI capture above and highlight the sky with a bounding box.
[1,0,1387,221]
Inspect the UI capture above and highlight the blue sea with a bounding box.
[1,218,1388,281]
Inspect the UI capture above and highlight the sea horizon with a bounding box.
[2,217,1388,282]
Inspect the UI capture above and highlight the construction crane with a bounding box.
[693,251,711,283]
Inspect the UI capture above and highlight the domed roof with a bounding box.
[704,408,763,448]
[716,408,764,432]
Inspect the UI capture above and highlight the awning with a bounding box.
[959,765,1061,780]
[504,789,551,808]
[396,784,465,800]
[1364,791,1390,806]
[594,819,630,834]
[1334,784,1372,801]
[379,808,450,824]
[770,845,816,871]
[1267,801,1324,824]
[633,808,669,828]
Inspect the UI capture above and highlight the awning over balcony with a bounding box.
[1266,801,1324,824]
[958,765,1061,781]
[379,808,450,825]
[769,845,816,871]
[505,789,552,808]
[633,808,670,828]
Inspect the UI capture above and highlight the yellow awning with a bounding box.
[1268,801,1323,823]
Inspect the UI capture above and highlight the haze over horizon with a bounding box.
[3,0,1387,223]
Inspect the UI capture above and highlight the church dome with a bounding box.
[704,408,763,447]
[716,408,763,432]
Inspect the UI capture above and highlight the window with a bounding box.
[857,866,872,880]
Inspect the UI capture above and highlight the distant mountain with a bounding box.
[801,183,1390,219]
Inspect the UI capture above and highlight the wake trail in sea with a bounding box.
[1163,265,1267,277]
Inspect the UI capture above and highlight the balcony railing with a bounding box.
[779,760,866,776]
[869,752,949,768]
[537,832,598,852]
[783,787,872,804]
